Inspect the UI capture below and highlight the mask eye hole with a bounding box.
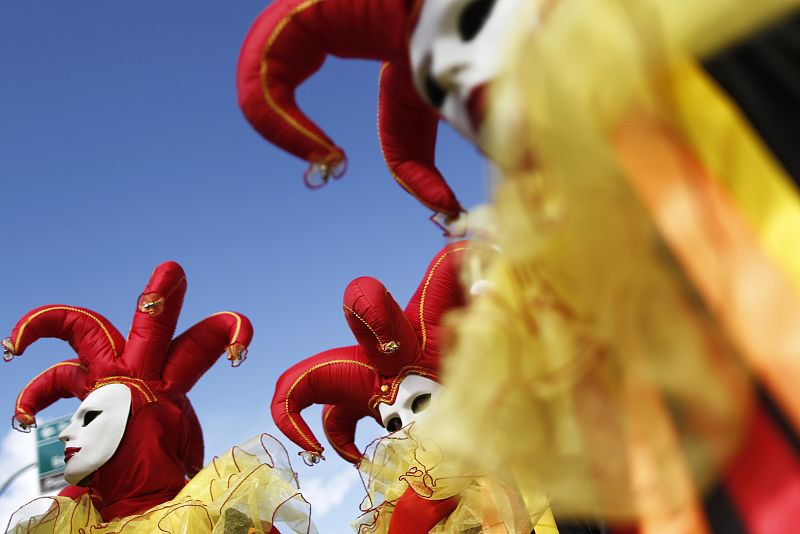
[386,416,403,432]
[411,393,432,414]
[458,0,496,42]
[82,410,102,427]
[424,72,447,109]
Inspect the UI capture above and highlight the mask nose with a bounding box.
[58,421,76,443]
[430,53,468,92]
[420,52,467,109]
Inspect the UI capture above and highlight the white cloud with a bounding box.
[0,429,39,531]
[301,467,361,518]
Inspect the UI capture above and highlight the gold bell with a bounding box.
[137,293,165,316]
[378,340,400,354]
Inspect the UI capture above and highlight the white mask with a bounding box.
[410,0,532,142]
[379,375,443,432]
[58,383,131,485]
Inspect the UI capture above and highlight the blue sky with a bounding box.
[0,1,488,531]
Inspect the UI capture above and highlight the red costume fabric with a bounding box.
[4,261,253,520]
[271,242,476,533]
[272,241,470,462]
[236,0,464,224]
[389,489,459,534]
[719,397,800,534]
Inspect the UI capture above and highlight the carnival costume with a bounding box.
[236,0,465,230]
[270,242,559,533]
[3,261,314,534]
[403,0,800,532]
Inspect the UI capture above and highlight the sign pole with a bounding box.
[0,463,36,496]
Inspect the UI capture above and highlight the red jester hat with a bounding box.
[236,0,464,229]
[2,261,253,520]
[272,242,470,465]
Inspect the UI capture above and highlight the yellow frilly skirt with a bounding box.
[5,434,316,534]
[352,425,560,534]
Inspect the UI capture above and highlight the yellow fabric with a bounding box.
[638,62,800,431]
[419,0,800,531]
[6,434,315,534]
[613,65,800,435]
[666,62,800,291]
[353,425,557,534]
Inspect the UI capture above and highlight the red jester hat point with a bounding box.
[4,261,253,519]
[236,0,464,222]
[272,241,474,464]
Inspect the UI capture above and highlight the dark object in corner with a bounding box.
[704,11,800,185]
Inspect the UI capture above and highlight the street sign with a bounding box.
[35,414,72,493]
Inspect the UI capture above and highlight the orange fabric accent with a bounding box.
[13,306,120,357]
[613,110,800,434]
[624,372,709,534]
[285,359,377,453]
[259,0,337,158]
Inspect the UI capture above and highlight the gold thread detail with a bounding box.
[376,62,445,214]
[419,247,467,353]
[210,311,243,344]
[285,359,377,452]
[92,376,157,403]
[368,366,440,417]
[343,304,385,344]
[16,361,86,417]
[164,276,187,300]
[144,275,187,302]
[260,0,338,157]
[14,306,120,357]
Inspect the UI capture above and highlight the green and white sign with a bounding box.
[35,414,72,493]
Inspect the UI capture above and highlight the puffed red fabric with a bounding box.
[388,488,459,534]
[57,485,89,500]
[378,61,462,218]
[5,261,254,517]
[125,261,187,381]
[343,276,420,375]
[176,395,205,478]
[8,262,253,426]
[89,402,187,520]
[322,404,371,464]
[160,312,253,395]
[236,0,463,219]
[8,305,126,382]
[272,346,381,455]
[237,0,407,166]
[13,359,89,427]
[272,242,474,461]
